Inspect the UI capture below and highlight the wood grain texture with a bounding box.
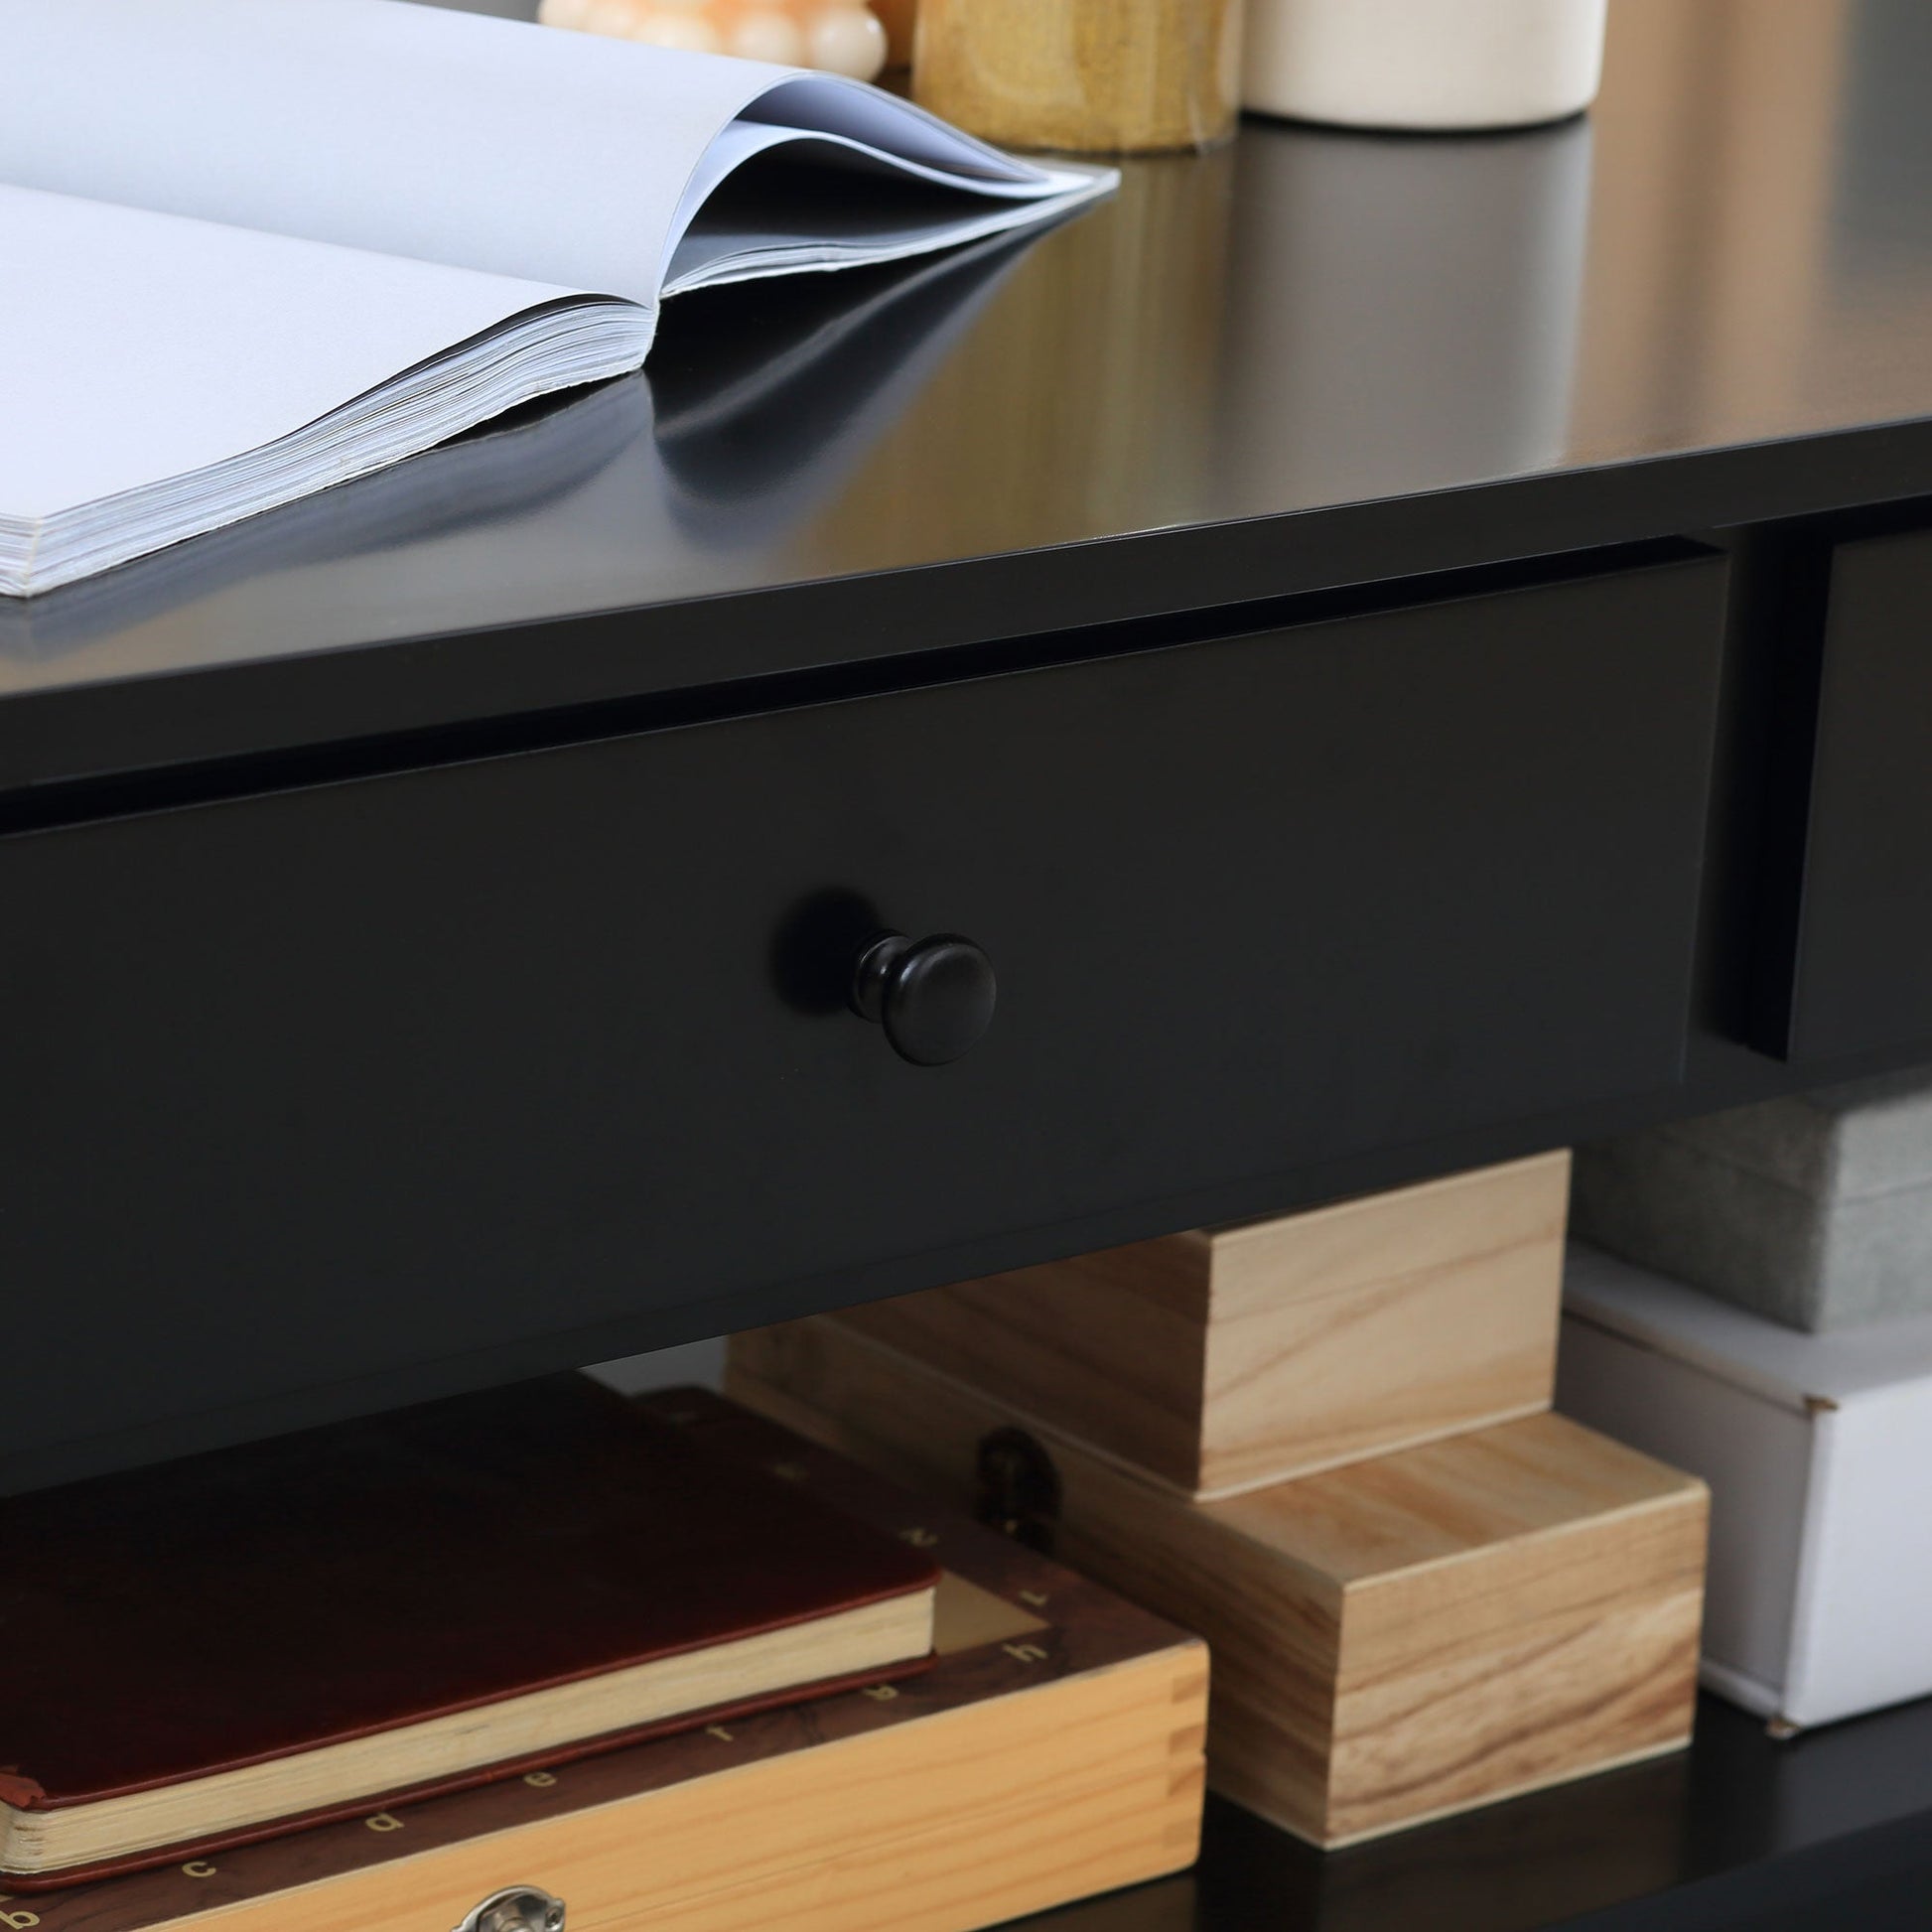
[1199,1151,1572,1492]
[836,1152,1571,1497]
[16,1392,1204,1932]
[912,0,1242,153]
[21,1678,1199,1932]
[731,1321,1707,1848]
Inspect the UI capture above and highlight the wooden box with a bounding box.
[837,1151,1571,1498]
[7,1393,1205,1932]
[731,1316,1708,1849]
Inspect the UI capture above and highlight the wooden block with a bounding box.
[730,1317,1707,1849]
[15,1393,1205,1932]
[835,1151,1571,1498]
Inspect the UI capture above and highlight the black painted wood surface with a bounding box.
[1,0,1929,1503]
[1017,1691,1932,1931]
[0,552,1725,1491]
[1774,527,1932,1064]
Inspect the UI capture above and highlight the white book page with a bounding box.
[0,0,1114,594]
[0,0,1091,308]
[0,185,590,519]
[0,0,777,307]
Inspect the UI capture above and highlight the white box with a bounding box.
[1558,1243,1932,1731]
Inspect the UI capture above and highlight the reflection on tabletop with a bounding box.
[0,219,1043,669]
[0,377,651,663]
[1014,1682,1932,1931]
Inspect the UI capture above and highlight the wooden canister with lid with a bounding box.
[913,0,1244,154]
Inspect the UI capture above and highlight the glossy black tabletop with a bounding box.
[3,0,1930,787]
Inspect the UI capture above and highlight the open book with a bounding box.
[0,0,1112,598]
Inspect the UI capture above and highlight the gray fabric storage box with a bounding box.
[1573,1069,1932,1331]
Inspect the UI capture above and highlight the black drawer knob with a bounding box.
[849,931,997,1066]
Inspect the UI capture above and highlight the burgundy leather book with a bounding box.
[0,1374,938,1889]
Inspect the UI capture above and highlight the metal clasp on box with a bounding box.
[975,1428,1061,1556]
[453,1885,565,1932]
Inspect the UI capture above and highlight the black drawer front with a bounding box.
[0,553,1725,1485]
[1774,527,1932,1062]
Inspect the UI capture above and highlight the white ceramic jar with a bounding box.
[1244,0,1608,131]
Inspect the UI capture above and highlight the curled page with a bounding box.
[0,0,1112,596]
[0,0,1110,306]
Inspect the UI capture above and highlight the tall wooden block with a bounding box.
[730,1316,1707,1849]
[836,1150,1571,1498]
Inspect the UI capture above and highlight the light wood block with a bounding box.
[835,1151,1571,1498]
[15,1393,1204,1932]
[731,1317,1707,1848]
